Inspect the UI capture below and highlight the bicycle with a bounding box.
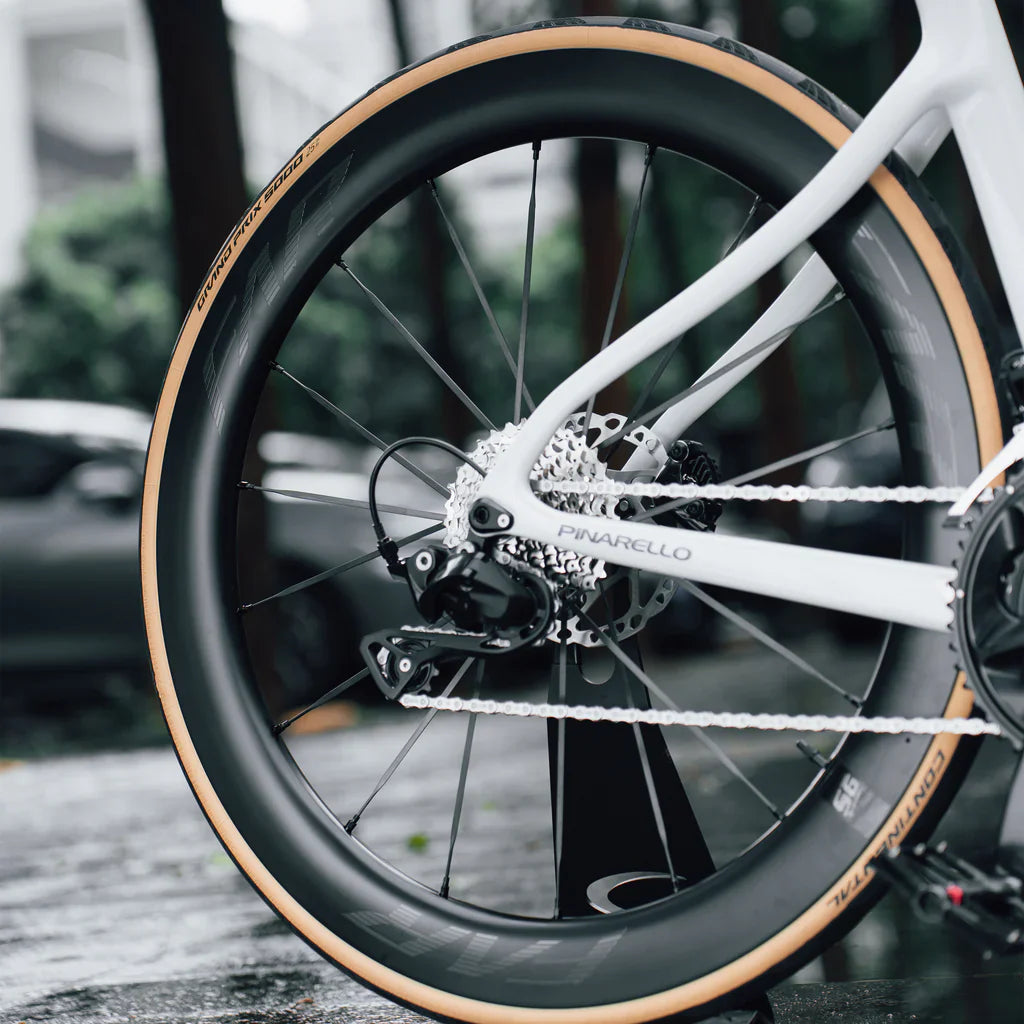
[141,2,1024,1021]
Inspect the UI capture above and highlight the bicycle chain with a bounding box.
[536,479,992,505]
[399,693,1003,736]
[418,463,1003,738]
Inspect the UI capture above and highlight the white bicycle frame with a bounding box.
[474,0,1024,633]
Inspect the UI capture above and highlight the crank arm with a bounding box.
[872,840,1024,956]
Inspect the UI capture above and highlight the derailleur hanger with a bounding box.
[468,499,514,536]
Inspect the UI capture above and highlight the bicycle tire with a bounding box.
[142,18,1007,1023]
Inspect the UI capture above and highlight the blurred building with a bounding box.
[0,0,529,292]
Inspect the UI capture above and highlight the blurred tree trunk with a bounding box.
[141,0,247,316]
[143,1,283,713]
[646,164,699,385]
[567,0,631,416]
[575,136,631,414]
[386,0,473,439]
[738,0,803,532]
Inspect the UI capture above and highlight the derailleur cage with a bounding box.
[361,544,554,700]
[954,477,1024,748]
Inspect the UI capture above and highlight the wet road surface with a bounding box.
[2,636,1023,1023]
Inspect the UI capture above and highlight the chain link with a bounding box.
[399,693,1002,737]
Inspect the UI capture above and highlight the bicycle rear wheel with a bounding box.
[142,19,1006,1023]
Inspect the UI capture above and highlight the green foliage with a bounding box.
[405,831,430,852]
[0,179,177,410]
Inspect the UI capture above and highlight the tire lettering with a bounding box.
[346,905,624,985]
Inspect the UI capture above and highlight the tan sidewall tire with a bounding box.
[142,25,1002,1024]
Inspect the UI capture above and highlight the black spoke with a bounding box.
[338,259,496,432]
[600,291,846,454]
[345,659,474,833]
[440,663,484,899]
[977,616,1024,665]
[270,362,449,498]
[626,693,680,889]
[515,141,541,424]
[678,582,862,707]
[551,615,568,915]
[724,419,896,486]
[578,608,783,821]
[621,334,687,443]
[430,180,536,414]
[240,523,441,612]
[722,195,765,260]
[615,194,764,441]
[273,668,369,736]
[583,145,656,435]
[239,481,444,521]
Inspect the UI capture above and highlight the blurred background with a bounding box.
[3,0,1023,742]
[2,3,1024,1019]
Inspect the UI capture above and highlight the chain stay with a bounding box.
[400,693,1002,736]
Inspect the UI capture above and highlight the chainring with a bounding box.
[954,482,1024,747]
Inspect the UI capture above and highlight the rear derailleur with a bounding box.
[360,544,554,700]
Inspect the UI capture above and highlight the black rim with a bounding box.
[154,29,985,1011]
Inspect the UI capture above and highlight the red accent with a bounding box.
[946,884,965,906]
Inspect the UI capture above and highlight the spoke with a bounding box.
[270,362,449,499]
[621,678,680,890]
[240,523,441,612]
[345,658,474,832]
[440,662,483,899]
[239,481,444,521]
[338,259,496,432]
[583,145,656,435]
[621,334,687,442]
[595,578,684,886]
[678,582,862,707]
[515,141,541,424]
[600,291,846,454]
[273,667,369,735]
[724,419,896,486]
[551,615,568,915]
[577,608,783,821]
[429,180,535,414]
[977,616,1024,665]
[615,194,764,443]
[722,195,765,260]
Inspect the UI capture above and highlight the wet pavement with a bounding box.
[2,637,1023,1023]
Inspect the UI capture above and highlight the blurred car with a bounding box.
[0,400,152,683]
[0,399,425,704]
[0,398,722,707]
